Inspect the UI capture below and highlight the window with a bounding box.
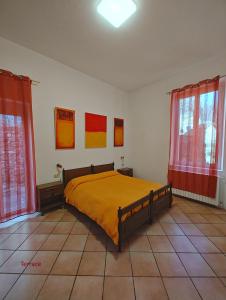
[168,76,225,198]
[178,92,218,167]
[0,114,26,214]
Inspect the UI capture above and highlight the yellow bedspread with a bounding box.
[65,171,162,245]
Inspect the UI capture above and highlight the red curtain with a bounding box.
[0,70,36,222]
[168,76,225,198]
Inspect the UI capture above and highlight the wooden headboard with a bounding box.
[63,162,114,187]
[63,166,92,187]
[92,162,114,174]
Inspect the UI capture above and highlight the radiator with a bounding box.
[173,177,224,207]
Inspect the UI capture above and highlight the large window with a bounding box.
[0,114,26,215]
[179,92,218,168]
[168,76,225,198]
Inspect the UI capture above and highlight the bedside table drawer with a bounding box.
[40,185,63,200]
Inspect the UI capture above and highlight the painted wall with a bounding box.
[129,54,226,206]
[0,37,131,184]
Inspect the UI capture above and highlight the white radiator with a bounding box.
[173,178,223,207]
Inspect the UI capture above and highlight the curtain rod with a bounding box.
[166,75,226,95]
[0,69,40,86]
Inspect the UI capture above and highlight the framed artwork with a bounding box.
[55,107,75,149]
[114,118,124,147]
[85,112,107,148]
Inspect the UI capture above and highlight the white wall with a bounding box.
[129,54,226,206]
[0,37,131,184]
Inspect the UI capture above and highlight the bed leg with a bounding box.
[118,242,122,252]
[149,191,154,224]
[118,207,122,252]
[169,184,173,208]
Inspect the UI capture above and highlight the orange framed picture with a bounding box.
[85,112,107,148]
[114,118,124,147]
[55,107,75,149]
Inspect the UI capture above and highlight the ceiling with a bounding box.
[0,0,226,91]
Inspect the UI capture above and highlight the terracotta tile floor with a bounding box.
[1,196,226,299]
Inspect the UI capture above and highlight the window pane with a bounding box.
[0,114,26,214]
[179,96,195,135]
[199,92,217,165]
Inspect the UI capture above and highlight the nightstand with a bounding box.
[37,181,64,214]
[117,167,133,177]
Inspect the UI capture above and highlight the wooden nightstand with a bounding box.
[37,181,64,214]
[117,167,133,177]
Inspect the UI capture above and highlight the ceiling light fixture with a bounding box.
[97,0,137,28]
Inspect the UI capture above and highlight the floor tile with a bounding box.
[103,276,135,300]
[70,276,103,300]
[78,252,105,275]
[0,274,19,299]
[62,235,87,251]
[84,234,106,251]
[19,234,49,250]
[186,214,209,223]
[37,275,75,300]
[148,236,174,252]
[213,224,226,236]
[178,223,203,236]
[0,250,36,273]
[134,277,168,300]
[161,223,184,235]
[0,250,14,266]
[5,274,46,300]
[163,277,201,300]
[0,234,29,250]
[15,222,41,233]
[188,236,220,253]
[71,222,90,234]
[220,277,226,286]
[195,223,223,236]
[129,235,152,252]
[218,215,226,222]
[170,212,191,223]
[0,222,24,234]
[52,222,74,234]
[168,236,197,252]
[40,234,68,250]
[34,222,58,234]
[24,251,59,274]
[209,237,226,252]
[146,222,165,235]
[105,252,132,276]
[130,252,159,276]
[158,213,175,223]
[154,253,187,276]
[0,233,11,244]
[202,253,226,276]
[201,214,225,223]
[192,277,226,300]
[60,213,76,222]
[178,253,215,277]
[51,251,82,275]
[42,212,63,222]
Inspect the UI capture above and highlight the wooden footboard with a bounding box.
[118,192,153,251]
[150,184,172,222]
[117,184,172,251]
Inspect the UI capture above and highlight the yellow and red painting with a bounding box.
[114,118,124,147]
[55,107,75,149]
[85,112,107,148]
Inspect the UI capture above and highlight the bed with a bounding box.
[63,163,172,251]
